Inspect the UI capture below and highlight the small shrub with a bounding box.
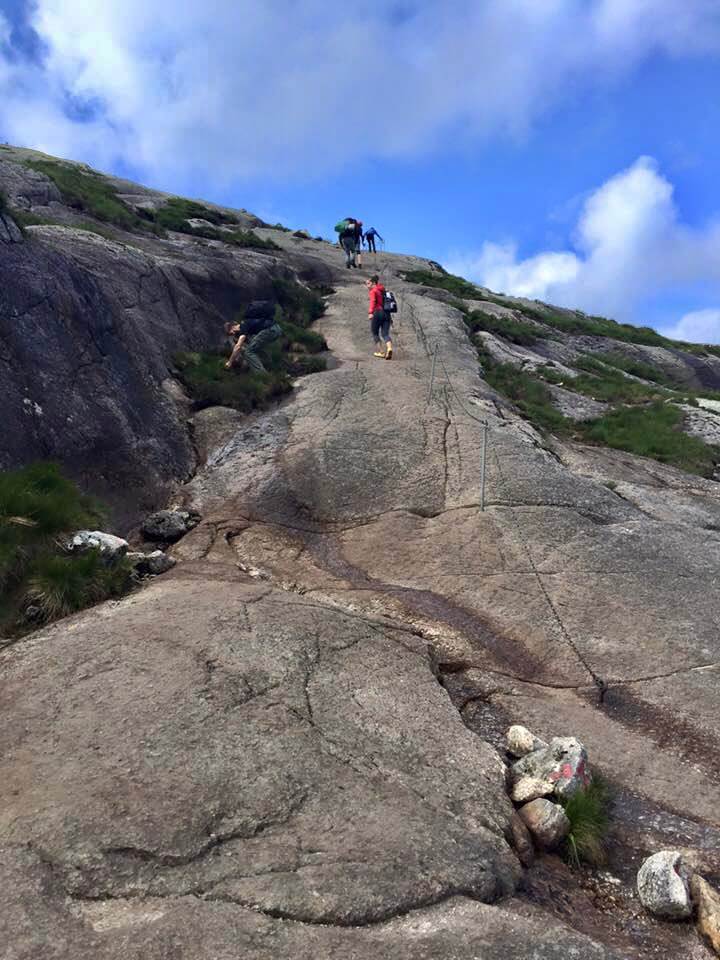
[484,362,572,436]
[273,277,327,327]
[173,352,293,413]
[465,309,547,346]
[27,551,132,621]
[153,197,238,232]
[281,320,327,353]
[25,160,142,231]
[580,401,719,477]
[0,463,130,632]
[586,351,677,387]
[402,269,483,300]
[561,776,611,868]
[225,229,281,251]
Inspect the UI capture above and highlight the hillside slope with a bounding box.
[2,150,720,959]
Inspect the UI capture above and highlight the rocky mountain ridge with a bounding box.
[2,147,720,959]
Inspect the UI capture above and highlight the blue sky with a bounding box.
[2,0,720,340]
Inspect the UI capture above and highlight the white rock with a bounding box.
[506,725,547,758]
[68,530,128,561]
[637,850,692,920]
[511,776,555,804]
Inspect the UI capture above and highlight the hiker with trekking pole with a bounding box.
[366,275,397,360]
[364,226,383,254]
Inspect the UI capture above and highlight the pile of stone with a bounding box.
[505,725,591,866]
[67,530,175,577]
[637,850,720,955]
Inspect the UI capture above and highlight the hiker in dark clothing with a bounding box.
[225,301,282,373]
[354,220,364,268]
[365,227,383,253]
[339,218,358,269]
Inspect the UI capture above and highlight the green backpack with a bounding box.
[334,219,350,234]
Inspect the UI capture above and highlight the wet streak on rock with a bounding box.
[302,529,550,682]
[595,686,720,784]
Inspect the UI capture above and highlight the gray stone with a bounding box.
[67,530,129,561]
[141,509,198,542]
[126,550,176,575]
[637,850,692,920]
[506,724,547,757]
[511,776,555,804]
[518,799,571,850]
[0,211,23,244]
[511,737,590,800]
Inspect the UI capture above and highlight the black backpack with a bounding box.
[383,291,398,313]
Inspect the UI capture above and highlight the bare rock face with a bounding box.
[637,851,692,920]
[518,799,570,850]
[691,875,720,955]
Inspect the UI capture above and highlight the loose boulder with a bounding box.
[511,775,555,804]
[67,530,128,562]
[142,509,199,542]
[511,737,590,800]
[691,876,720,954]
[518,798,570,850]
[127,550,176,576]
[637,850,692,920]
[509,811,535,867]
[506,724,547,758]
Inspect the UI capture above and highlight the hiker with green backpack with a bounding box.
[334,217,358,269]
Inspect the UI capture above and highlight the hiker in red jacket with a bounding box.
[366,275,392,360]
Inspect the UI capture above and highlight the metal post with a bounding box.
[480,421,488,511]
[427,343,438,404]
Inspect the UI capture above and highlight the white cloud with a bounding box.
[664,309,720,344]
[1,1,720,183]
[447,157,720,333]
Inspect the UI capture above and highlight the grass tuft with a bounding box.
[25,160,143,231]
[561,776,611,868]
[27,551,132,621]
[465,309,548,346]
[0,463,130,632]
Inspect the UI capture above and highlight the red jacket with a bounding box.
[368,283,385,314]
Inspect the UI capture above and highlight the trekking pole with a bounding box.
[480,420,488,511]
[427,343,438,404]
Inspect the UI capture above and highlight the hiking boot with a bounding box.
[385,343,393,360]
[373,351,387,359]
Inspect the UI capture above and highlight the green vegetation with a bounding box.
[544,357,668,404]
[464,309,548,346]
[10,208,121,241]
[402,269,485,300]
[480,349,719,477]
[0,463,132,633]
[152,197,238,232]
[25,160,144,231]
[583,402,719,478]
[173,352,293,413]
[174,280,330,413]
[561,777,611,868]
[588,351,677,386]
[483,359,571,435]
